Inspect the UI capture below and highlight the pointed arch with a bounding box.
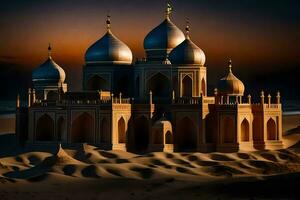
[71,112,94,143]
[182,75,192,97]
[223,117,235,143]
[36,114,54,141]
[201,78,206,96]
[87,75,108,91]
[147,73,171,100]
[118,117,126,143]
[176,117,197,151]
[267,118,277,140]
[57,116,65,141]
[241,118,250,142]
[100,118,110,143]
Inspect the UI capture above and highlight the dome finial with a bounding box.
[228,59,232,73]
[166,2,173,19]
[185,17,190,39]
[106,14,111,32]
[48,43,52,58]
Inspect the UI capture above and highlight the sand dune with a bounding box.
[0,114,300,199]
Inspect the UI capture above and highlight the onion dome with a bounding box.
[85,15,133,65]
[143,4,185,61]
[169,19,206,65]
[32,44,66,84]
[217,60,245,96]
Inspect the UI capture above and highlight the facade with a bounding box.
[16,6,283,152]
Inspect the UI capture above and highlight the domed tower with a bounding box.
[169,19,207,97]
[134,4,184,102]
[32,44,67,101]
[83,15,133,96]
[143,4,185,62]
[217,60,245,104]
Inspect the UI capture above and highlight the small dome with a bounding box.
[85,16,133,65]
[218,60,245,96]
[143,6,185,61]
[32,45,66,84]
[169,22,205,65]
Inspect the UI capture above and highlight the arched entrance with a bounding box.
[176,117,197,151]
[118,117,126,143]
[57,117,65,141]
[147,73,170,100]
[241,119,250,142]
[71,113,94,143]
[100,118,110,143]
[267,118,277,140]
[36,114,54,141]
[87,75,108,91]
[223,117,235,143]
[133,116,149,152]
[182,75,192,97]
[201,78,206,96]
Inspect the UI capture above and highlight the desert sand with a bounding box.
[0,114,300,199]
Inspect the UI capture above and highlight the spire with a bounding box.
[228,59,232,73]
[166,2,173,19]
[48,43,52,58]
[185,17,190,39]
[106,14,111,32]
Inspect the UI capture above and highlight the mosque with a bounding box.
[16,5,283,152]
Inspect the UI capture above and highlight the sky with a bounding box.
[0,0,300,101]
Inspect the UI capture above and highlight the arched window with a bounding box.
[182,75,192,97]
[87,75,108,91]
[118,117,126,143]
[223,117,235,143]
[241,119,250,142]
[71,113,94,143]
[201,78,206,96]
[267,118,277,140]
[176,117,197,151]
[100,118,110,143]
[36,114,54,141]
[147,73,171,100]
